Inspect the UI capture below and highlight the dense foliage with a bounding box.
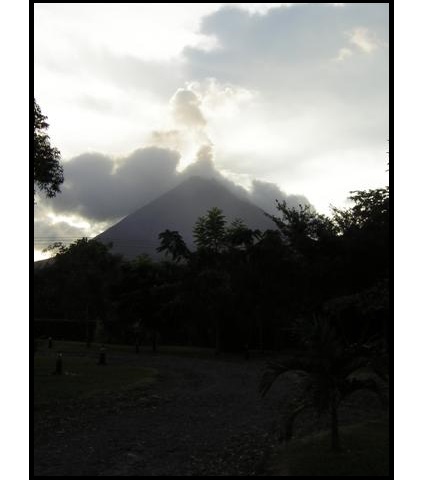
[259,314,388,450]
[34,182,389,355]
[34,99,64,199]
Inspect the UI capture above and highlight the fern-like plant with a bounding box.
[260,315,388,451]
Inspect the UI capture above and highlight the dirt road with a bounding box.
[34,352,286,476]
[34,350,382,476]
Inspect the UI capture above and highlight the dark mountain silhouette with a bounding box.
[95,176,275,259]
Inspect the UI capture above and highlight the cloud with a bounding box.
[35,72,316,249]
[81,51,183,98]
[189,78,255,119]
[148,80,256,171]
[38,82,260,228]
[171,88,207,128]
[43,147,181,222]
[184,3,389,95]
[148,130,183,152]
[233,4,289,15]
[34,201,112,259]
[178,144,309,214]
[334,47,353,62]
[34,2,388,251]
[180,144,250,201]
[34,218,86,248]
[181,2,389,212]
[185,144,215,173]
[38,137,311,243]
[250,179,310,214]
[348,26,385,53]
[35,3,389,225]
[35,3,221,64]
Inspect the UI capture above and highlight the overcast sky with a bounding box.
[34,3,389,260]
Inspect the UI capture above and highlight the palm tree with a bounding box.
[193,207,227,255]
[157,230,190,262]
[259,314,388,451]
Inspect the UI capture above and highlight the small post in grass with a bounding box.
[134,319,141,354]
[98,344,106,365]
[48,337,53,349]
[244,343,250,360]
[55,353,63,375]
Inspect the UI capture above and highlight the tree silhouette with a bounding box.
[44,238,121,345]
[267,201,335,256]
[260,315,388,451]
[225,218,259,250]
[193,207,227,254]
[34,99,64,199]
[157,229,190,262]
[35,161,390,358]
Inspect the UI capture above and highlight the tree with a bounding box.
[157,229,190,262]
[267,201,336,255]
[225,218,258,250]
[193,207,227,254]
[330,186,389,293]
[111,255,157,345]
[42,238,122,345]
[332,187,389,234]
[260,315,387,451]
[34,99,64,199]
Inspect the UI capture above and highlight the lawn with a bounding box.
[267,418,390,476]
[34,345,158,409]
[35,339,215,357]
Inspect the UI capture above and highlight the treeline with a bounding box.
[34,185,389,354]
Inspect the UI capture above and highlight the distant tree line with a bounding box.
[34,180,389,355]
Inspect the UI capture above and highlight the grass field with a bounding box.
[34,345,158,409]
[33,339,224,410]
[267,418,390,476]
[35,339,216,357]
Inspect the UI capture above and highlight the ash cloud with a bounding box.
[181,144,250,201]
[38,83,311,239]
[250,179,310,214]
[46,147,181,222]
[39,140,311,230]
[34,217,88,253]
[171,88,207,128]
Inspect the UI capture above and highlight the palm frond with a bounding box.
[339,355,372,377]
[259,360,309,397]
[341,377,388,408]
[283,402,313,442]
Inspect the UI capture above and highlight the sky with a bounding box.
[34,2,389,260]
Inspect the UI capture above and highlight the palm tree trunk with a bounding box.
[85,304,91,348]
[254,305,263,354]
[215,316,220,356]
[259,316,264,354]
[331,402,340,452]
[152,329,157,353]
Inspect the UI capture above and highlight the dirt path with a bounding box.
[34,351,383,476]
[34,353,286,476]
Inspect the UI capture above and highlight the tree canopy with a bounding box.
[35,174,389,357]
[34,99,64,199]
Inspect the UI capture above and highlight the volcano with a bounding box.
[95,176,275,259]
